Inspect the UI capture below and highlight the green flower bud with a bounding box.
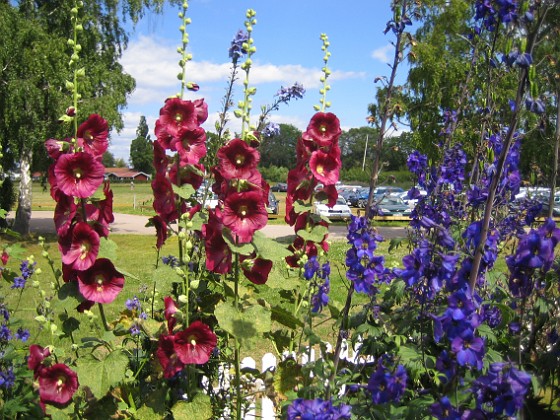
[178,294,188,303]
[76,24,83,31]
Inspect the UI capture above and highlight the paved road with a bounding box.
[24,211,407,241]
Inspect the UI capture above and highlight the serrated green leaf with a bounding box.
[171,394,212,419]
[296,224,329,243]
[98,238,118,262]
[172,183,195,200]
[215,301,271,350]
[251,231,292,260]
[75,350,129,399]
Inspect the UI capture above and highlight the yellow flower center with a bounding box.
[84,130,93,141]
[175,113,182,122]
[316,164,324,174]
[238,205,248,217]
[319,124,327,133]
[74,168,83,179]
[96,275,104,292]
[80,242,90,260]
[235,154,245,166]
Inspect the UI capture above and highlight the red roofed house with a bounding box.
[104,168,152,182]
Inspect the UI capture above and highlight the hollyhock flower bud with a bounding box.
[186,82,200,91]
[65,106,76,117]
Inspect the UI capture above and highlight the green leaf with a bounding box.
[172,183,195,200]
[293,200,313,214]
[271,304,304,329]
[55,281,83,312]
[296,224,328,243]
[75,349,129,399]
[171,394,212,419]
[190,211,206,232]
[215,301,271,350]
[98,238,118,262]
[251,231,292,260]
[265,275,301,291]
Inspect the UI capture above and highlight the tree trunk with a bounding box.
[13,148,32,235]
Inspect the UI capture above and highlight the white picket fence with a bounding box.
[208,339,374,420]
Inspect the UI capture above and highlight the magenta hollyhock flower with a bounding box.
[202,209,232,274]
[157,97,205,139]
[216,139,260,180]
[164,296,179,332]
[152,173,178,222]
[174,321,217,365]
[54,152,104,199]
[28,345,51,373]
[77,114,109,158]
[54,193,77,237]
[157,334,185,379]
[153,141,169,175]
[309,149,341,186]
[59,222,100,271]
[287,165,316,201]
[192,98,209,125]
[37,363,79,407]
[1,250,8,266]
[154,119,176,151]
[241,255,273,285]
[222,191,268,243]
[176,127,207,165]
[77,258,124,304]
[303,112,341,148]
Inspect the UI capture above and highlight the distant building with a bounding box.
[104,168,152,182]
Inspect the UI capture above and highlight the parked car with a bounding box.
[374,186,404,197]
[267,191,279,215]
[271,182,287,192]
[399,189,428,207]
[314,197,352,220]
[377,196,411,216]
[347,187,369,207]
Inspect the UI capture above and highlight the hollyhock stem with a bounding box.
[98,303,110,331]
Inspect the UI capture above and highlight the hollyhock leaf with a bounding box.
[293,201,313,214]
[55,281,84,312]
[215,301,271,349]
[271,304,305,328]
[172,183,196,200]
[297,224,329,243]
[265,275,301,291]
[222,228,255,256]
[75,349,128,399]
[251,231,292,260]
[98,238,118,262]
[171,394,213,420]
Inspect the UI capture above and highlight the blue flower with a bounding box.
[262,122,280,137]
[125,296,142,312]
[229,30,249,61]
[0,325,12,341]
[311,277,329,313]
[367,360,408,404]
[0,367,15,389]
[430,396,461,419]
[286,398,351,419]
[11,276,26,289]
[130,325,141,336]
[0,304,9,322]
[303,256,320,280]
[451,329,485,370]
[15,327,30,342]
[161,255,179,268]
[276,83,305,103]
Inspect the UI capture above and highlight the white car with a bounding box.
[314,197,352,220]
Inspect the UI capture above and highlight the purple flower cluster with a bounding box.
[228,30,249,62]
[286,398,351,419]
[506,218,560,298]
[440,143,467,192]
[276,83,305,104]
[11,259,36,289]
[367,360,408,404]
[0,366,15,389]
[161,255,179,268]
[471,362,531,417]
[432,287,485,370]
[474,0,518,31]
[262,121,280,137]
[345,215,391,296]
[303,257,331,313]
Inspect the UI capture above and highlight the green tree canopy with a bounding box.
[130,116,154,173]
[259,123,301,169]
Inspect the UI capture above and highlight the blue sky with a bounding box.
[111,0,403,161]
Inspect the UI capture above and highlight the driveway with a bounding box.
[24,211,407,241]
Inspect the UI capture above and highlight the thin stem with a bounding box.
[98,303,110,331]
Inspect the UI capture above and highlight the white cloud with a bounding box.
[121,35,365,105]
[371,44,393,63]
